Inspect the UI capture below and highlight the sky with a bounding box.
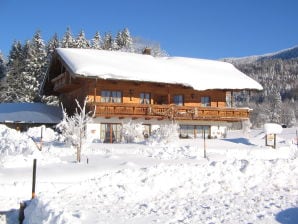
[1,0,298,59]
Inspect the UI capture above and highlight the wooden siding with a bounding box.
[51,77,248,121]
[84,79,227,107]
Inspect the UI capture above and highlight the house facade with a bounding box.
[43,48,262,143]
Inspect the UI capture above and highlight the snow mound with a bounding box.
[264,123,283,134]
[0,125,36,157]
[27,126,58,142]
[0,125,60,167]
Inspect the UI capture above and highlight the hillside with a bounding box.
[222,45,298,127]
[222,45,298,64]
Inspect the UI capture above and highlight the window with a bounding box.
[179,125,210,139]
[201,96,211,107]
[174,95,184,106]
[101,90,122,103]
[100,123,122,143]
[140,93,151,104]
[226,91,232,107]
[179,125,194,138]
[195,126,210,138]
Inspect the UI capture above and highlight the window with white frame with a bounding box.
[101,90,122,103]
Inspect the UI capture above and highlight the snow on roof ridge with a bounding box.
[56,48,263,91]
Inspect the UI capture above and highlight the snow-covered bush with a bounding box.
[121,120,144,143]
[148,122,179,144]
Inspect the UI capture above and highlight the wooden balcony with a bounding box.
[88,103,251,122]
[51,72,80,92]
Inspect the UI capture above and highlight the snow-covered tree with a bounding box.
[61,27,74,48]
[268,90,282,123]
[18,31,48,102]
[102,32,113,50]
[0,51,6,80]
[115,28,133,51]
[74,30,90,49]
[91,31,102,49]
[121,120,144,143]
[0,40,26,102]
[47,33,60,56]
[119,28,133,51]
[57,98,93,162]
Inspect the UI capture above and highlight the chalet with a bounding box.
[42,48,262,143]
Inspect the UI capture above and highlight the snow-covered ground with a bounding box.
[0,125,297,224]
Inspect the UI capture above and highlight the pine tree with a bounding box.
[0,41,26,102]
[74,30,90,49]
[61,27,74,48]
[102,32,113,50]
[120,28,133,51]
[114,30,123,50]
[47,33,60,56]
[20,31,47,102]
[4,31,48,102]
[0,51,6,79]
[91,31,102,49]
[269,90,282,123]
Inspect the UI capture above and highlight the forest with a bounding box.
[0,27,297,128]
[227,56,298,128]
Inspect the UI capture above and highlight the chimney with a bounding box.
[142,47,151,55]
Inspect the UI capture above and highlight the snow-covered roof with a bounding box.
[0,103,62,124]
[56,48,263,91]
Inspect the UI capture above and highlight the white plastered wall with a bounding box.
[86,117,232,142]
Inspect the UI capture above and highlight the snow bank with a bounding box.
[23,157,298,224]
[0,125,35,155]
[0,125,61,168]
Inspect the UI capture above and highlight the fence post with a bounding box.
[203,129,207,159]
[32,159,37,199]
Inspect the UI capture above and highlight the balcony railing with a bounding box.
[51,72,80,92]
[88,103,250,121]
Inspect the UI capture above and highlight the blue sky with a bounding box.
[1,0,298,59]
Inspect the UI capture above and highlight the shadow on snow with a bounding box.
[0,209,19,224]
[222,137,256,146]
[276,207,298,224]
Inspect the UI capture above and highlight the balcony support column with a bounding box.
[94,78,97,102]
[167,85,171,104]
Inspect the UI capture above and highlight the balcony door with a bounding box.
[154,95,168,105]
[101,123,122,143]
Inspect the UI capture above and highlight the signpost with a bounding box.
[264,123,282,149]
